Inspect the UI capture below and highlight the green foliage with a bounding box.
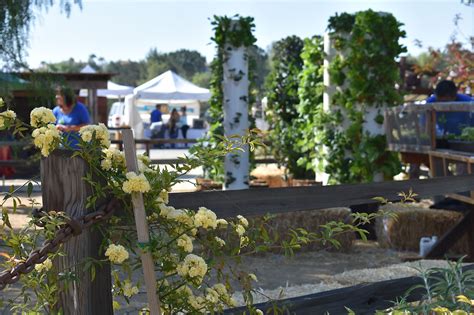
[39,54,105,73]
[265,35,310,178]
[191,71,212,89]
[387,258,474,314]
[247,45,270,95]
[142,48,207,82]
[295,36,325,174]
[316,10,406,183]
[103,59,146,86]
[461,127,474,141]
[211,15,257,48]
[39,48,208,87]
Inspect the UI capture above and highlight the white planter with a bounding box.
[222,33,250,190]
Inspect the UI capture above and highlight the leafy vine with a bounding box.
[316,10,406,183]
[265,35,310,179]
[295,36,326,174]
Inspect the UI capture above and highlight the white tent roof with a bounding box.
[80,81,134,98]
[80,65,97,73]
[100,81,134,97]
[134,70,210,101]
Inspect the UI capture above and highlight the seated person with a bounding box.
[426,80,473,136]
[410,80,472,178]
[168,109,180,148]
[150,104,163,123]
[179,106,190,139]
[53,87,91,148]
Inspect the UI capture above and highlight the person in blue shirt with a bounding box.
[409,80,472,179]
[53,88,91,148]
[426,80,472,103]
[426,80,473,136]
[150,104,163,123]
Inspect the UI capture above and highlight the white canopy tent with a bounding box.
[123,95,145,139]
[79,65,97,74]
[80,81,134,99]
[133,70,211,101]
[132,70,210,133]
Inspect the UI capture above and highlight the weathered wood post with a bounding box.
[223,20,250,190]
[122,129,161,315]
[41,150,113,315]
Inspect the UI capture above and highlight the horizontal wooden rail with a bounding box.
[224,264,474,314]
[169,174,474,217]
[0,160,36,167]
[111,139,198,145]
[0,141,30,147]
[149,158,277,165]
[386,102,474,113]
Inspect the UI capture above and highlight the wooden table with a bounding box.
[429,149,474,204]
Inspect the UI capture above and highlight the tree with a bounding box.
[39,58,86,73]
[247,45,270,95]
[191,72,211,88]
[143,48,207,82]
[411,41,474,94]
[104,60,146,86]
[165,49,207,79]
[1,0,82,70]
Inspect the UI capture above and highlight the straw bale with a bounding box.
[375,203,468,254]
[252,207,355,253]
[251,165,289,187]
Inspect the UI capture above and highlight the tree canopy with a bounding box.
[1,0,82,70]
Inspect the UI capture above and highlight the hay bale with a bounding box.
[375,203,468,254]
[195,178,221,191]
[252,207,355,253]
[251,165,289,187]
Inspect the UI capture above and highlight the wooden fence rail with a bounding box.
[224,265,474,314]
[0,140,278,167]
[169,174,474,218]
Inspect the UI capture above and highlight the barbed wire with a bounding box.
[0,198,120,290]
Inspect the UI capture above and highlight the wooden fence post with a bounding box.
[122,129,161,315]
[41,150,113,315]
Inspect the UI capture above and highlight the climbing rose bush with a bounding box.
[31,124,61,157]
[34,259,53,273]
[79,123,110,147]
[0,105,278,314]
[101,147,126,171]
[30,106,56,128]
[0,110,16,129]
[122,171,151,194]
[105,244,129,264]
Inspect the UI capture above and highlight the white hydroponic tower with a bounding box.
[223,20,250,190]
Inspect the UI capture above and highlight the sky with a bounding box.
[26,0,474,68]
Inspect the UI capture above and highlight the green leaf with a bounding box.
[91,265,96,282]
[27,182,33,197]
